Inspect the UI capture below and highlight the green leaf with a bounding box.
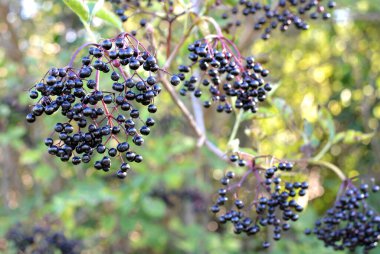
[318,108,335,141]
[120,218,138,234]
[241,106,276,121]
[95,8,123,30]
[141,197,166,218]
[310,136,320,148]
[239,147,259,156]
[88,0,104,16]
[303,120,314,139]
[197,19,211,37]
[63,0,89,23]
[333,130,375,144]
[87,0,104,23]
[100,215,116,233]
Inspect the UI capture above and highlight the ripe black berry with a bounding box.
[218,0,336,39]
[305,180,380,253]
[211,161,306,249]
[174,37,272,114]
[6,222,82,253]
[26,33,172,179]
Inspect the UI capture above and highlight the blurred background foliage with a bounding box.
[0,0,379,253]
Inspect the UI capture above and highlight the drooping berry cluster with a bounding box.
[305,181,380,253]
[220,0,336,40]
[171,38,272,114]
[6,223,81,254]
[107,0,172,26]
[211,157,308,249]
[26,33,168,178]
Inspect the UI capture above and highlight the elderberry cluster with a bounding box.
[211,158,308,249]
[305,182,380,253]
[6,223,81,254]
[107,0,172,27]
[171,38,272,114]
[221,0,336,40]
[26,33,167,178]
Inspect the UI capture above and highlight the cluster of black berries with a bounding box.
[220,0,336,40]
[6,223,81,254]
[305,182,380,253]
[171,38,272,114]
[107,0,172,27]
[151,188,207,212]
[26,33,167,178]
[211,157,308,249]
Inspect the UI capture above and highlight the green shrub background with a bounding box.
[0,0,379,253]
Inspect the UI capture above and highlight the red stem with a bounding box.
[166,21,173,58]
[67,42,99,68]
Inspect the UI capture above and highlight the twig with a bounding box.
[166,20,173,58]
[159,74,203,139]
[306,159,347,181]
[67,42,99,68]
[313,141,332,161]
[205,140,228,160]
[191,95,206,146]
[158,73,229,161]
[163,22,197,70]
[228,110,243,145]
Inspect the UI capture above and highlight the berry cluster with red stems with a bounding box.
[219,0,336,40]
[171,37,272,114]
[305,180,380,253]
[25,1,380,252]
[26,33,175,178]
[211,155,308,249]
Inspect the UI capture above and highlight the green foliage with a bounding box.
[63,0,89,23]
[95,8,123,30]
[0,0,379,253]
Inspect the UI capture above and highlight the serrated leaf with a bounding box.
[95,8,123,30]
[63,0,89,23]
